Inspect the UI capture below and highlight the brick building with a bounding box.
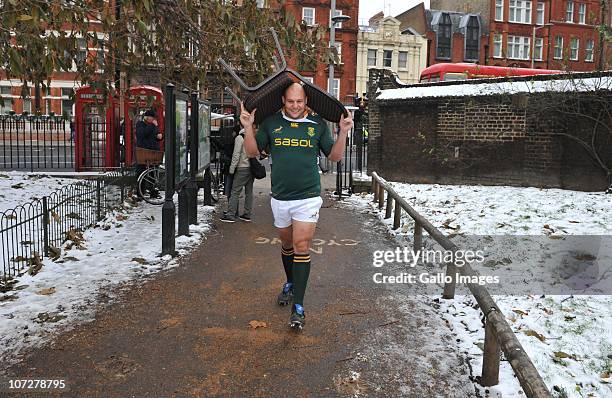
[488,0,602,70]
[367,69,612,191]
[280,0,359,105]
[395,3,490,66]
[395,1,604,70]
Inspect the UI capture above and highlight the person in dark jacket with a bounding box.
[136,110,161,150]
[135,110,162,199]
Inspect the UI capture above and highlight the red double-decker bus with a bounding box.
[419,63,563,83]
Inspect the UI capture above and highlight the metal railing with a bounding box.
[371,172,551,398]
[336,121,368,197]
[0,169,135,280]
[0,114,74,171]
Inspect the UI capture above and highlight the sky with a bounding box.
[358,0,430,25]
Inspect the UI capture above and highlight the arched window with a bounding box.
[465,16,480,61]
[436,13,452,59]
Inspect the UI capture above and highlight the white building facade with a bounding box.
[356,16,428,96]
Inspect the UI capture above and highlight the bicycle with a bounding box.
[135,147,166,205]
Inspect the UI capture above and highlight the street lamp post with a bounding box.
[531,23,553,68]
[327,0,350,179]
[328,0,351,98]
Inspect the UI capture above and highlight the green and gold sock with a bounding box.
[281,246,294,284]
[292,253,311,306]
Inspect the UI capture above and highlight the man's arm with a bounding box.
[240,103,260,158]
[327,113,354,162]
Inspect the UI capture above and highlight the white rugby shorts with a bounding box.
[270,196,323,228]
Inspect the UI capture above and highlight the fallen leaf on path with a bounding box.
[524,329,546,342]
[37,287,56,295]
[248,320,267,329]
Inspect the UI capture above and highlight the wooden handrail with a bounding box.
[370,172,551,398]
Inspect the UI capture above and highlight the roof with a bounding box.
[427,9,486,34]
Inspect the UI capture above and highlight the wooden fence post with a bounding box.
[372,179,378,202]
[481,314,501,386]
[378,185,385,209]
[442,261,457,299]
[385,194,393,219]
[393,199,401,229]
[414,222,423,251]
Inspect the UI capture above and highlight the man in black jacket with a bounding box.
[136,109,161,150]
[135,110,162,199]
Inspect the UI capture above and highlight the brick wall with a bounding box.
[368,75,612,191]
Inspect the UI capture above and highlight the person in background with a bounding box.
[135,109,162,199]
[220,124,254,223]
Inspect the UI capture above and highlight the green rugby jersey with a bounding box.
[256,111,334,201]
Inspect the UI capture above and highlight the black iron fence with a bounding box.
[337,118,368,196]
[0,114,74,171]
[0,168,135,280]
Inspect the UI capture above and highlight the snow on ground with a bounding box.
[0,171,79,213]
[0,172,215,370]
[346,182,612,398]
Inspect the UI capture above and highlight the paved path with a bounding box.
[4,176,476,397]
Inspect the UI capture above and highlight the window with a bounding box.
[398,51,408,69]
[436,13,452,59]
[1,98,12,113]
[367,49,377,67]
[534,37,543,60]
[330,9,344,28]
[509,0,532,23]
[0,86,11,95]
[328,78,340,99]
[585,39,594,61]
[256,0,266,8]
[578,3,586,24]
[383,50,393,67]
[61,88,73,98]
[493,34,503,58]
[570,37,579,60]
[465,16,480,61]
[333,42,342,64]
[536,2,545,25]
[554,36,563,59]
[495,0,504,21]
[302,77,314,84]
[566,1,574,23]
[507,35,530,59]
[76,38,87,64]
[23,99,31,114]
[302,7,315,25]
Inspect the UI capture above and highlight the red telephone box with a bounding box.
[124,86,165,166]
[74,86,120,171]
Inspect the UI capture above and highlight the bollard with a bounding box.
[178,186,190,236]
[203,167,213,206]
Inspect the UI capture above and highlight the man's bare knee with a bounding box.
[278,226,293,249]
[293,239,311,254]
